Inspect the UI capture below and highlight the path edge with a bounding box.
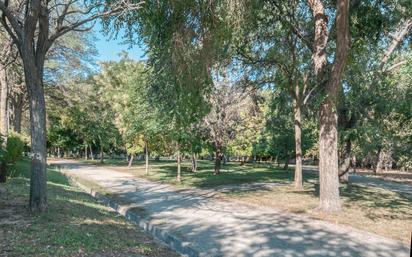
[59,168,201,257]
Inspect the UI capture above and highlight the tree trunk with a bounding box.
[100,142,104,164]
[11,105,22,134]
[309,0,350,212]
[176,147,181,182]
[90,145,94,160]
[293,97,303,190]
[84,144,88,160]
[283,155,289,170]
[0,65,9,146]
[128,154,134,168]
[214,144,222,175]
[145,140,149,175]
[374,147,383,174]
[25,69,48,213]
[319,100,341,211]
[191,153,197,172]
[0,65,8,183]
[57,147,60,158]
[339,139,351,183]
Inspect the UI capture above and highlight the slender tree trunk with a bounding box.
[11,106,22,134]
[293,97,303,190]
[191,153,197,172]
[128,154,134,168]
[0,65,9,146]
[283,155,289,170]
[90,145,94,160]
[0,65,8,183]
[214,144,222,175]
[100,141,104,164]
[57,147,60,158]
[84,144,88,160]
[339,139,351,182]
[145,140,149,175]
[374,147,382,174]
[176,146,181,182]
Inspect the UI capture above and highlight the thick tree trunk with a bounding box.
[176,147,181,182]
[191,153,197,172]
[128,154,134,168]
[319,100,341,211]
[214,144,222,175]
[26,70,48,213]
[145,140,149,175]
[293,97,303,190]
[0,65,8,146]
[309,0,350,212]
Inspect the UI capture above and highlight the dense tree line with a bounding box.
[0,0,411,213]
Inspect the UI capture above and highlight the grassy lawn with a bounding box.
[85,158,318,188]
[0,159,179,257]
[88,158,412,244]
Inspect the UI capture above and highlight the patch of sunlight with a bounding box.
[75,218,128,226]
[66,198,108,211]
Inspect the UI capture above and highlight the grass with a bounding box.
[88,158,412,244]
[85,158,318,188]
[0,159,179,257]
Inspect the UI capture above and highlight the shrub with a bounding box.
[4,133,27,164]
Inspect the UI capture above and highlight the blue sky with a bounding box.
[93,22,147,62]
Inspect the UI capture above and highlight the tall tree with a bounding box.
[308,0,350,212]
[0,0,143,212]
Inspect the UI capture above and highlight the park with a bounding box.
[0,0,411,256]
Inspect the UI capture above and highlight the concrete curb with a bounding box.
[63,172,201,257]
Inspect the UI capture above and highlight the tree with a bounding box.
[237,0,315,189]
[0,0,143,212]
[307,0,350,212]
[203,68,253,174]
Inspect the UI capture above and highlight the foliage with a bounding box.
[4,133,27,164]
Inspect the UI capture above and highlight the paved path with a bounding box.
[53,160,409,257]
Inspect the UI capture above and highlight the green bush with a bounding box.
[4,133,26,164]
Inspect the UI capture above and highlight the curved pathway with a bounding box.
[52,160,409,257]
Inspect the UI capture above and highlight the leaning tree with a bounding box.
[0,0,143,212]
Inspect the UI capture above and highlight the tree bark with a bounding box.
[25,65,48,213]
[0,65,8,183]
[128,154,134,168]
[145,140,149,175]
[84,144,88,160]
[0,64,8,146]
[176,147,181,182]
[214,143,222,175]
[374,147,383,174]
[338,139,351,182]
[309,0,350,212]
[293,96,303,190]
[90,145,94,160]
[191,153,197,172]
[100,140,104,164]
